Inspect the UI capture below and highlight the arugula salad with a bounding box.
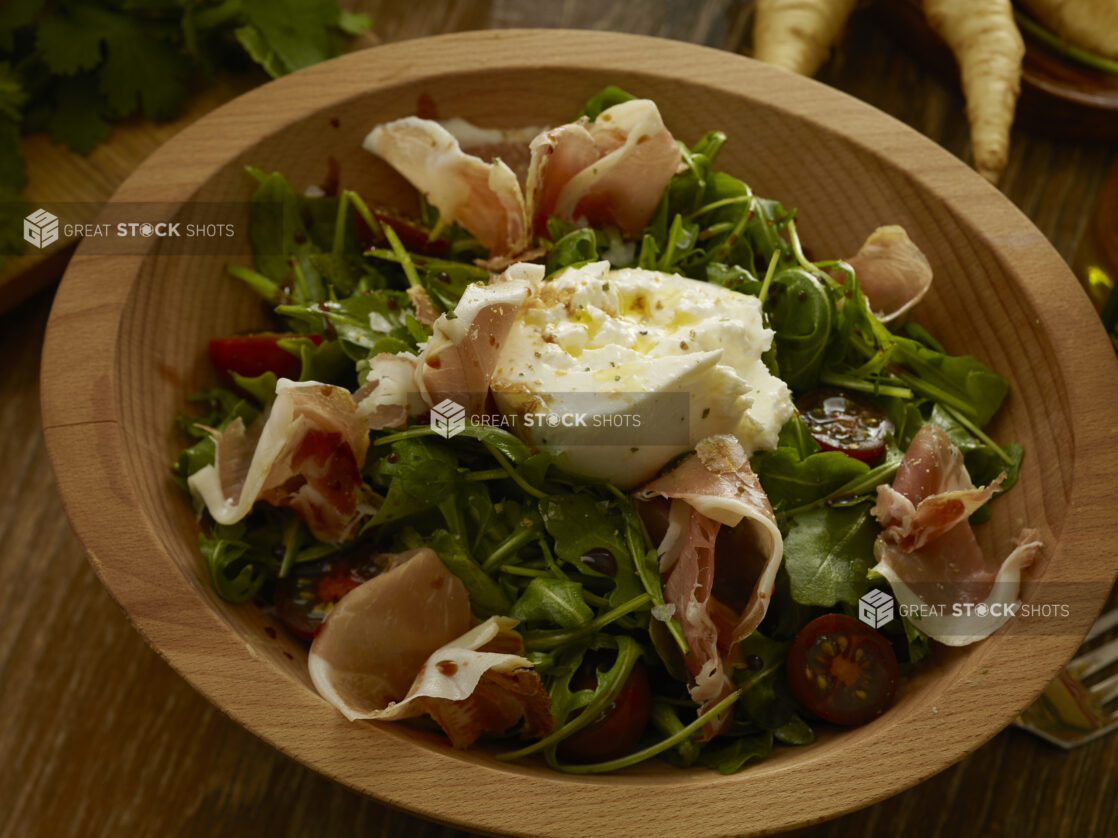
[173,87,1040,774]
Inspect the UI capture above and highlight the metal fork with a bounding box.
[1014,607,1118,748]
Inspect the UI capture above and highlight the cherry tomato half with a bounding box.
[795,388,894,464]
[557,654,652,763]
[786,614,899,727]
[368,206,451,256]
[273,551,381,641]
[209,332,323,382]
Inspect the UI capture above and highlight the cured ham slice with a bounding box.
[309,548,472,720]
[845,226,933,324]
[636,435,784,735]
[406,285,440,327]
[415,264,539,418]
[354,352,424,430]
[310,556,552,748]
[870,424,1043,646]
[189,379,371,542]
[364,117,531,258]
[526,99,682,237]
[438,117,547,181]
[354,264,541,425]
[369,616,552,748]
[365,100,680,262]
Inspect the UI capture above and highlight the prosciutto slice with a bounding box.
[365,100,680,261]
[364,116,531,258]
[438,117,546,182]
[368,616,553,748]
[845,226,933,324]
[310,552,552,749]
[354,351,425,430]
[871,425,1043,646]
[188,379,371,542]
[416,266,537,418]
[309,548,472,720]
[353,263,541,425]
[526,99,682,237]
[636,435,783,734]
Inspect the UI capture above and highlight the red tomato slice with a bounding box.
[795,388,895,464]
[786,613,899,727]
[557,654,652,763]
[369,206,450,256]
[273,551,381,641]
[209,332,322,381]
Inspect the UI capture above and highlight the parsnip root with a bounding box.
[753,0,859,77]
[923,0,1025,183]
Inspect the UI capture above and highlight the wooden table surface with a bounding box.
[3,2,1117,837]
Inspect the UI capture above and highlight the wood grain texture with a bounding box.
[3,3,1117,838]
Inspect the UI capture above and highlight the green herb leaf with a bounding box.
[577,85,636,120]
[230,370,278,407]
[423,530,512,617]
[752,448,869,512]
[698,731,773,775]
[48,75,112,154]
[783,503,878,608]
[510,577,593,629]
[36,11,105,76]
[367,436,459,526]
[198,522,269,603]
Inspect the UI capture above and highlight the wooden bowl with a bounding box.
[40,30,1118,837]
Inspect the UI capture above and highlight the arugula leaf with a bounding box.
[198,522,270,603]
[419,530,512,617]
[734,631,799,731]
[751,447,868,512]
[230,370,277,407]
[510,577,593,629]
[764,268,834,390]
[278,336,351,385]
[783,503,877,608]
[773,714,815,745]
[277,290,418,355]
[545,224,599,275]
[538,493,644,607]
[705,262,761,296]
[366,436,459,526]
[889,336,1009,427]
[373,422,534,464]
[649,701,700,767]
[539,494,628,565]
[577,85,635,120]
[245,169,324,294]
[698,732,773,775]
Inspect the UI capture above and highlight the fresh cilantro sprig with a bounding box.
[0,0,371,268]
